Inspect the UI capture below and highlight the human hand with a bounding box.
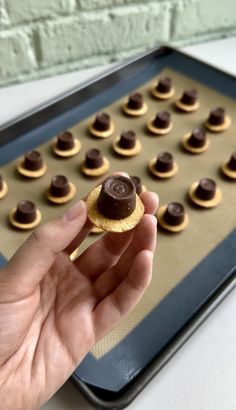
[0,187,158,410]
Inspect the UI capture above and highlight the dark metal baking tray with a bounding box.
[0,46,236,409]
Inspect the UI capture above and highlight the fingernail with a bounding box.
[63,200,85,222]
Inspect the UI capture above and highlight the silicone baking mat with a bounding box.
[0,48,236,401]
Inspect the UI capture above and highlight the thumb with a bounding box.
[4,200,87,291]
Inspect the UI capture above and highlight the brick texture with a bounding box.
[0,0,235,86]
[0,30,37,79]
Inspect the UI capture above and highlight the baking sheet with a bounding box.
[0,67,236,358]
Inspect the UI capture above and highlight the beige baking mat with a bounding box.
[0,68,236,358]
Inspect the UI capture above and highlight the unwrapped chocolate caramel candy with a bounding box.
[86,175,144,232]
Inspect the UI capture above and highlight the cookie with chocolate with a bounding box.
[189,178,222,208]
[157,202,189,232]
[147,111,173,135]
[175,89,199,112]
[47,175,76,204]
[182,128,210,154]
[205,107,231,132]
[17,150,47,178]
[0,175,8,199]
[130,175,147,195]
[9,200,42,230]
[152,77,175,100]
[53,131,81,157]
[148,152,178,178]
[82,148,110,177]
[89,113,115,138]
[86,175,144,232]
[221,152,236,179]
[122,93,148,116]
[112,130,142,157]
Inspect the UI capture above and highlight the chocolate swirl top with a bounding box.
[208,107,225,125]
[164,202,185,226]
[156,77,172,93]
[57,131,75,150]
[195,178,216,200]
[127,93,143,110]
[188,128,206,148]
[24,150,43,171]
[15,200,37,224]
[180,89,198,105]
[228,152,236,171]
[93,113,111,131]
[50,175,70,197]
[98,175,136,220]
[119,130,136,149]
[153,111,171,129]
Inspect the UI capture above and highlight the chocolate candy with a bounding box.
[50,175,70,197]
[155,152,174,173]
[0,175,3,191]
[15,200,37,224]
[153,111,171,129]
[85,149,104,169]
[164,202,185,226]
[24,150,43,171]
[119,130,136,149]
[131,175,142,195]
[93,113,110,131]
[195,178,216,200]
[208,107,225,125]
[127,93,143,110]
[97,175,136,220]
[227,152,236,171]
[156,77,172,94]
[188,128,206,148]
[57,131,75,151]
[180,89,198,106]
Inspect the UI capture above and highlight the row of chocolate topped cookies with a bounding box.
[7,174,145,231]
[89,106,231,139]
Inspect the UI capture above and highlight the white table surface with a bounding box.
[1,38,236,410]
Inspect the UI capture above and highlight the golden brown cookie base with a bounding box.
[175,99,200,112]
[157,205,189,232]
[47,182,76,204]
[205,115,231,132]
[0,181,8,199]
[151,86,175,100]
[91,226,104,234]
[82,157,110,177]
[148,158,178,179]
[221,163,236,179]
[182,133,210,154]
[122,101,148,117]
[9,208,42,230]
[188,182,222,208]
[112,137,142,157]
[89,122,115,138]
[86,185,144,233]
[70,247,80,261]
[17,161,47,178]
[52,138,81,157]
[146,118,173,135]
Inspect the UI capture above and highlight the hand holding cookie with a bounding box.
[0,175,158,410]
